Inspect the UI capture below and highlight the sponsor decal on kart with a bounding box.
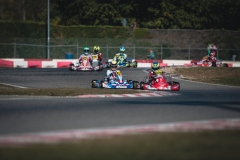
[102,83,111,88]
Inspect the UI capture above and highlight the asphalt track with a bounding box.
[0,68,240,136]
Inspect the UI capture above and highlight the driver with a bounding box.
[148,62,163,83]
[78,46,93,66]
[113,46,127,65]
[92,45,103,65]
[106,60,120,83]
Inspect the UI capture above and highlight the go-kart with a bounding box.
[192,56,228,67]
[91,70,139,89]
[106,57,137,68]
[69,55,103,71]
[140,71,180,91]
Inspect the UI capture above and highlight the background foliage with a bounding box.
[0,0,239,60]
[0,0,239,30]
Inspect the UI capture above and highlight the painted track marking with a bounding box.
[75,91,178,98]
[0,118,239,146]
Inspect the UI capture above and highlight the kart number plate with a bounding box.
[92,55,98,59]
[119,86,127,88]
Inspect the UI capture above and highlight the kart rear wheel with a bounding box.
[132,81,139,89]
[132,61,138,68]
[69,64,74,71]
[222,63,228,67]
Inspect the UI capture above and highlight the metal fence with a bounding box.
[0,38,239,61]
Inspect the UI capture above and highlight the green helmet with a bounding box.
[83,46,90,55]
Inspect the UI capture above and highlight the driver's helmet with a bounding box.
[151,62,160,71]
[83,46,90,55]
[110,60,118,71]
[93,46,100,53]
[119,46,125,56]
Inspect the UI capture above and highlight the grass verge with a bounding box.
[1,130,240,160]
[172,67,240,86]
[0,86,143,96]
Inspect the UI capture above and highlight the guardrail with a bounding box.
[1,58,239,68]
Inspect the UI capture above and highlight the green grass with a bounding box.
[1,130,240,160]
[0,86,143,96]
[173,67,240,86]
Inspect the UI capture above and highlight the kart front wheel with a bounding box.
[140,82,147,90]
[172,81,180,91]
[91,80,99,88]
[100,81,104,88]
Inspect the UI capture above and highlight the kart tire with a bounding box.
[91,80,98,88]
[106,62,110,68]
[69,64,74,71]
[172,81,180,91]
[128,80,133,84]
[126,62,130,67]
[96,65,102,71]
[100,81,104,88]
[132,81,139,89]
[132,61,138,68]
[140,82,147,90]
[222,63,228,67]
[211,62,217,67]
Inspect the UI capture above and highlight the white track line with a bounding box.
[0,118,239,146]
[0,83,28,89]
[75,92,178,98]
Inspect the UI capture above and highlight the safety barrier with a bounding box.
[0,58,238,68]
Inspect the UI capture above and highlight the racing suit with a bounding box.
[148,69,163,85]
[113,53,127,65]
[91,52,103,65]
[106,69,121,84]
[78,54,93,66]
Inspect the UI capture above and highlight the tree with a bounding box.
[1,0,240,30]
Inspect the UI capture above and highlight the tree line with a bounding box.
[0,0,239,30]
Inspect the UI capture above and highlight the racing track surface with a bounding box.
[0,68,240,136]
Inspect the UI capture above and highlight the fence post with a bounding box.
[188,44,191,60]
[14,42,16,58]
[134,44,135,59]
[77,42,78,58]
[161,39,163,60]
[107,43,108,59]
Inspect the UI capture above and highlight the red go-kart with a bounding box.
[140,74,180,91]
